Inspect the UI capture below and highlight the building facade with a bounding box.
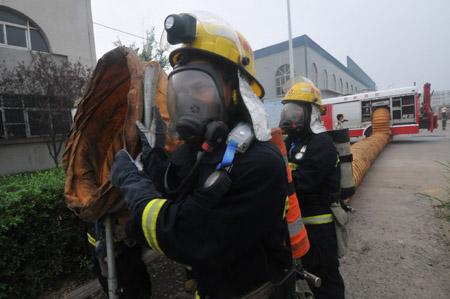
[0,0,96,175]
[254,34,376,100]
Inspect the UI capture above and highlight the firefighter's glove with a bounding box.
[110,149,162,212]
[110,149,142,189]
[136,109,168,182]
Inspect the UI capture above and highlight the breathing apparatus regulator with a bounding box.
[203,122,254,197]
[164,120,229,196]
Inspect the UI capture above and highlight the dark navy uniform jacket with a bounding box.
[111,140,293,298]
[286,132,341,217]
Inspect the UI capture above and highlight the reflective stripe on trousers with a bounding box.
[302,214,333,225]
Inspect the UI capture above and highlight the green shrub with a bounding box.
[434,161,450,222]
[0,167,93,298]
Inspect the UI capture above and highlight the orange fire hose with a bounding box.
[350,108,391,189]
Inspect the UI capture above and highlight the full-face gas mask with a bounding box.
[167,63,228,148]
[279,102,311,138]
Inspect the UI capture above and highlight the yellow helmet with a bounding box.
[282,78,325,112]
[165,12,264,98]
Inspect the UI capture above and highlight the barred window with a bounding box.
[0,94,71,140]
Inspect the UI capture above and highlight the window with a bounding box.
[0,8,49,52]
[332,74,336,91]
[355,87,358,93]
[351,85,354,94]
[0,94,71,140]
[340,79,343,93]
[323,70,328,89]
[311,63,318,86]
[346,82,349,94]
[275,64,290,97]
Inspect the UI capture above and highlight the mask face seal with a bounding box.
[167,63,227,148]
[279,103,310,137]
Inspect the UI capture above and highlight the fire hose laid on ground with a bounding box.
[350,108,391,189]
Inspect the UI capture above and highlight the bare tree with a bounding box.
[0,52,91,166]
[114,26,170,69]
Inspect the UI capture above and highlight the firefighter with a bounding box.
[109,12,294,298]
[334,114,345,130]
[441,107,447,130]
[279,78,345,299]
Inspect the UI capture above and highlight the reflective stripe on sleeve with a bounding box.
[87,232,96,247]
[288,215,304,236]
[142,198,167,255]
[303,214,333,225]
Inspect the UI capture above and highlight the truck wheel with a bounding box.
[364,127,372,137]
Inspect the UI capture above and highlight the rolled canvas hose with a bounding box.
[63,47,182,223]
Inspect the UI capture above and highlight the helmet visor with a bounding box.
[167,68,223,140]
[279,103,308,133]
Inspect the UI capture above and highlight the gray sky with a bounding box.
[91,0,450,93]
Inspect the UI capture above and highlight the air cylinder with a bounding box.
[327,128,356,199]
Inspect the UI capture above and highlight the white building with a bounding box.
[0,0,96,175]
[254,35,376,100]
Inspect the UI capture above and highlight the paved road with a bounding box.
[340,127,450,298]
[65,128,450,299]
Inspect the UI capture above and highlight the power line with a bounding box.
[93,22,144,39]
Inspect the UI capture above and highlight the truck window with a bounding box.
[362,101,371,122]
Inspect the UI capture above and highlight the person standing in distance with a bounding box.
[334,114,345,130]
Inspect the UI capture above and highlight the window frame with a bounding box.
[332,74,336,91]
[311,63,318,87]
[275,64,291,97]
[0,94,71,141]
[0,8,49,52]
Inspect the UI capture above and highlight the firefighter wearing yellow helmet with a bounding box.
[280,78,346,299]
[110,11,295,298]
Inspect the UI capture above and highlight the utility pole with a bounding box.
[287,0,295,81]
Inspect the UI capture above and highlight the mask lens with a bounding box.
[279,103,307,134]
[167,69,222,144]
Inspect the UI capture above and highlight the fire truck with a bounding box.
[320,83,437,137]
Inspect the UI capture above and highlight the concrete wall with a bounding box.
[254,35,375,100]
[255,46,306,99]
[0,0,95,175]
[0,138,66,176]
[255,45,369,100]
[0,0,96,67]
[306,47,368,96]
